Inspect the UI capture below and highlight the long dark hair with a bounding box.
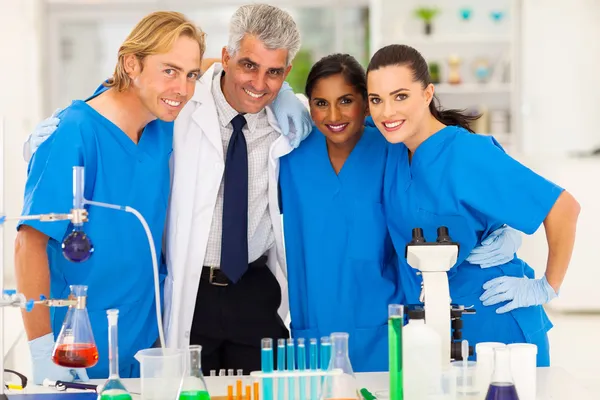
[367,44,480,133]
[305,53,367,101]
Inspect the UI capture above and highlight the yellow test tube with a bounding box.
[236,379,243,399]
[227,385,234,400]
[253,381,260,400]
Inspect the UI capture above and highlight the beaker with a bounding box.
[97,310,132,400]
[320,332,359,400]
[52,285,99,368]
[134,348,186,400]
[179,345,210,400]
[484,347,520,400]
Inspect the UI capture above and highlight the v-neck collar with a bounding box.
[75,100,151,158]
[409,125,456,175]
[318,127,369,182]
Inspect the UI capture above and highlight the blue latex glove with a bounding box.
[466,225,522,268]
[480,275,558,314]
[271,81,313,148]
[29,333,89,385]
[24,108,61,162]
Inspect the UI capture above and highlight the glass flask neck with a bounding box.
[490,347,514,384]
[188,345,203,378]
[331,333,349,357]
[70,285,88,297]
[107,310,120,379]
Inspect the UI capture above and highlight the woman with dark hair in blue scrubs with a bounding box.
[366,44,580,366]
[279,53,521,372]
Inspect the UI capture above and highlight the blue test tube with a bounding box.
[297,338,307,400]
[277,339,286,400]
[261,338,274,400]
[320,336,331,370]
[320,336,331,386]
[309,338,318,400]
[287,338,295,399]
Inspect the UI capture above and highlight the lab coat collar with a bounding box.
[190,62,293,160]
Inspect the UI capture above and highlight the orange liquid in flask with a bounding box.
[53,343,99,368]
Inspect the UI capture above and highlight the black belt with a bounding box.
[201,255,268,286]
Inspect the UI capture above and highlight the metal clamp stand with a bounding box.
[0,211,86,399]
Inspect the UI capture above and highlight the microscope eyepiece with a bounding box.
[410,228,426,244]
[436,226,451,243]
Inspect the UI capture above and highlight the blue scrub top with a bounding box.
[20,85,174,378]
[383,125,563,366]
[280,125,402,372]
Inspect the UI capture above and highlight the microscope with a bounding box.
[405,226,475,366]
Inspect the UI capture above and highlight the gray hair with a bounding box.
[227,4,301,66]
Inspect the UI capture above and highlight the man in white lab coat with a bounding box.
[164,4,305,373]
[24,4,310,375]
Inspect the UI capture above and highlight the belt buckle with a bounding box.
[209,266,229,287]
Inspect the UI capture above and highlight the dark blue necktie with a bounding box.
[220,114,248,283]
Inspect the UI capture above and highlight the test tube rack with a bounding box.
[250,337,339,400]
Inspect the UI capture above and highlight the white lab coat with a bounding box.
[163,64,294,349]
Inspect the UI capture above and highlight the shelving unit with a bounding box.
[369,0,522,153]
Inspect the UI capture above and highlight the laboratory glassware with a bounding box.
[62,165,94,262]
[52,285,99,368]
[320,332,359,400]
[320,336,331,372]
[297,338,307,400]
[484,347,520,400]
[97,309,132,400]
[179,345,210,400]
[135,348,186,400]
[261,338,274,400]
[277,339,286,400]
[388,304,403,400]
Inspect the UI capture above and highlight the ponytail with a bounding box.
[429,95,480,133]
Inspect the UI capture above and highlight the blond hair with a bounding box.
[106,11,206,91]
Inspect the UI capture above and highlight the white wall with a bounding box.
[520,0,600,155]
[0,0,45,286]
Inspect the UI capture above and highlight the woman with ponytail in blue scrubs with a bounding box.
[366,44,581,366]
[279,54,521,372]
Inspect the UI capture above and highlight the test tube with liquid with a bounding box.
[287,338,295,399]
[297,338,307,400]
[277,339,286,400]
[320,336,331,386]
[261,338,274,400]
[389,304,404,400]
[309,338,318,400]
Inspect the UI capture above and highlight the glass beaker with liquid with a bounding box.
[97,309,132,400]
[179,345,210,400]
[52,285,99,368]
[484,347,520,400]
[320,332,359,400]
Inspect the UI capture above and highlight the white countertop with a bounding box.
[7,367,594,399]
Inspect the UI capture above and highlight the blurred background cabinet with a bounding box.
[369,0,520,152]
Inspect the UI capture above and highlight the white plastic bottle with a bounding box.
[403,309,443,400]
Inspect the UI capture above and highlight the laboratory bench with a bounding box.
[7,367,594,399]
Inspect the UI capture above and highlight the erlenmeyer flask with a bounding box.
[52,285,99,368]
[320,332,360,400]
[484,347,520,400]
[179,345,210,400]
[98,309,132,400]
